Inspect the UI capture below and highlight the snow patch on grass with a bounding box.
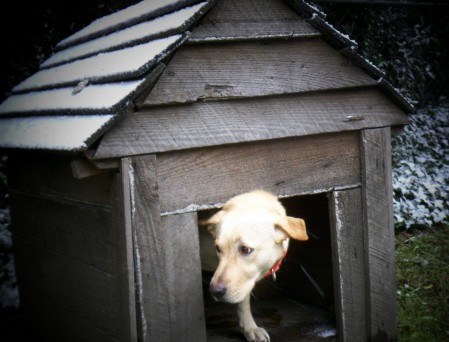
[392,102,449,228]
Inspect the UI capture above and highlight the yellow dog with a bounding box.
[201,190,308,342]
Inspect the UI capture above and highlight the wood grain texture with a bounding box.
[10,192,115,274]
[329,188,367,341]
[126,155,206,342]
[156,132,361,213]
[143,39,376,106]
[199,0,303,23]
[190,0,316,42]
[13,238,121,341]
[190,21,320,43]
[8,153,113,206]
[360,128,397,341]
[95,88,408,159]
[160,213,207,342]
[114,166,137,342]
[8,155,126,341]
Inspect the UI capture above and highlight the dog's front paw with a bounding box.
[243,326,270,342]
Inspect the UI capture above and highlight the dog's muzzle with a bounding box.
[209,282,227,301]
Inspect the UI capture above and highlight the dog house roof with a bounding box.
[0,0,413,152]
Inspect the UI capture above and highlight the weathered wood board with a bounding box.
[123,155,206,342]
[13,238,121,340]
[10,192,115,274]
[189,0,319,42]
[96,88,407,159]
[8,153,132,342]
[8,153,113,205]
[144,39,376,106]
[329,189,367,341]
[361,128,397,341]
[155,132,361,213]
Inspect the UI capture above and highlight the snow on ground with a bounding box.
[392,101,449,228]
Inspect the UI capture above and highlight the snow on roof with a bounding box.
[0,0,214,151]
[57,0,200,49]
[13,35,183,93]
[0,115,116,151]
[41,2,209,68]
[1,79,145,115]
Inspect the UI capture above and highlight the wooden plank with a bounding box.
[161,213,207,342]
[190,21,319,43]
[8,154,130,341]
[0,79,143,116]
[123,155,164,341]
[13,238,121,341]
[19,292,120,342]
[126,155,206,341]
[156,132,361,213]
[329,188,367,341]
[0,114,117,152]
[188,0,318,43]
[8,153,113,206]
[200,0,303,23]
[95,88,408,159]
[10,192,115,274]
[143,39,376,106]
[71,157,108,179]
[360,128,397,341]
[113,166,138,342]
[55,0,201,50]
[14,36,182,93]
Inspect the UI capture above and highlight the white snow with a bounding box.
[42,2,208,68]
[0,115,115,151]
[0,79,144,114]
[392,102,449,228]
[58,0,191,48]
[14,35,182,92]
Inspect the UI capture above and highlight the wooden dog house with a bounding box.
[0,0,412,341]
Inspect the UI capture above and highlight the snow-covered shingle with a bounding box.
[57,0,200,49]
[1,79,145,115]
[0,0,215,151]
[13,35,183,93]
[41,2,209,68]
[0,115,116,151]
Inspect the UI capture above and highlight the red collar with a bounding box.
[264,251,286,279]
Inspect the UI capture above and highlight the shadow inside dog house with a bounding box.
[198,194,337,341]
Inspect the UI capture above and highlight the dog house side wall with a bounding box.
[7,153,135,342]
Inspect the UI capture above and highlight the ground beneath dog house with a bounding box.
[204,296,337,341]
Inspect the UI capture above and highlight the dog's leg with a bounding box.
[237,294,270,342]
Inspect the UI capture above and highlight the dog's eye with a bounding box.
[215,245,222,254]
[238,245,254,256]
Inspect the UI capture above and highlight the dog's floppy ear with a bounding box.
[198,210,226,238]
[275,216,308,242]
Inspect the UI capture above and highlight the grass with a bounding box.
[396,224,449,341]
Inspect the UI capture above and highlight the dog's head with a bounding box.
[200,190,307,303]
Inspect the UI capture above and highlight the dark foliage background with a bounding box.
[318,2,449,106]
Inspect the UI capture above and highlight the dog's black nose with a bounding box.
[209,282,227,299]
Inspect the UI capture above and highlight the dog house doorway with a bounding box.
[198,193,337,341]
